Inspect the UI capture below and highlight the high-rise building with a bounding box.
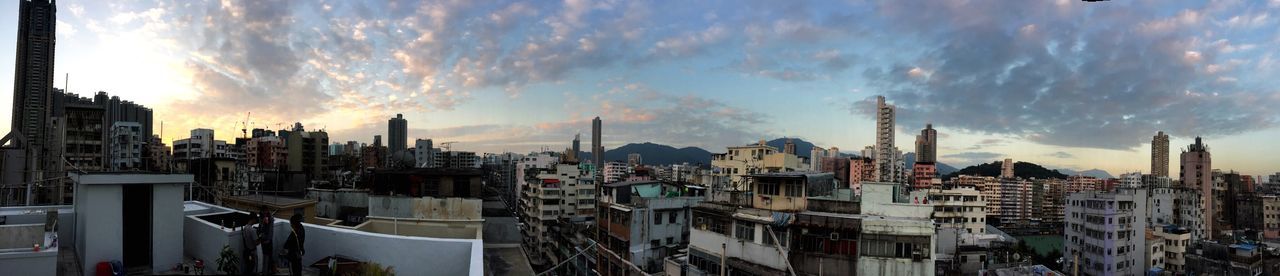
[1001,158,1014,178]
[1152,131,1169,177]
[627,153,641,166]
[388,114,407,154]
[9,0,57,177]
[915,124,937,163]
[593,117,602,174]
[783,138,796,154]
[569,133,580,162]
[1063,189,1148,276]
[1179,137,1212,237]
[108,122,144,171]
[874,96,897,182]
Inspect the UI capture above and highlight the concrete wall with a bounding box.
[0,224,44,249]
[182,212,244,273]
[0,205,75,249]
[152,183,185,271]
[307,188,369,219]
[76,184,123,275]
[369,196,482,220]
[688,228,787,271]
[0,249,56,276]
[358,217,482,239]
[482,216,521,245]
[301,220,483,276]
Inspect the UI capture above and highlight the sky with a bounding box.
[0,0,1279,177]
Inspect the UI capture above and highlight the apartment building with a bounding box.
[596,181,705,275]
[520,163,597,271]
[710,141,803,190]
[1063,189,1148,276]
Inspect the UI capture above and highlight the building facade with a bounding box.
[1179,137,1213,238]
[596,181,704,275]
[1151,131,1169,177]
[1063,189,1148,276]
[388,114,407,155]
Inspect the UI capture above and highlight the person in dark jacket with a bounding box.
[284,213,306,276]
[259,206,275,275]
[241,213,259,275]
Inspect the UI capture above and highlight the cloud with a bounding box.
[941,151,1003,166]
[1047,151,1075,159]
[328,87,771,153]
[852,0,1280,150]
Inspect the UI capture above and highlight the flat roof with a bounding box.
[603,180,663,188]
[70,173,194,185]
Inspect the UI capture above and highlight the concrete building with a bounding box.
[1238,193,1280,239]
[71,173,192,274]
[1153,225,1192,274]
[1145,229,1165,272]
[280,123,329,180]
[855,182,937,276]
[1152,131,1169,177]
[1000,158,1014,179]
[710,141,804,190]
[387,114,407,155]
[911,163,938,190]
[9,0,57,183]
[414,138,436,168]
[107,121,144,171]
[1179,137,1213,238]
[783,138,796,155]
[593,116,603,176]
[603,161,631,184]
[808,146,831,172]
[51,91,107,172]
[1185,241,1263,276]
[144,135,171,172]
[1039,178,1067,231]
[873,96,899,183]
[173,129,216,162]
[519,163,597,270]
[244,135,286,171]
[915,124,937,163]
[627,153,642,167]
[996,177,1032,228]
[928,186,987,235]
[1062,188,1148,276]
[596,181,705,275]
[434,151,480,169]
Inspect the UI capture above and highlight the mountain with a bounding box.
[765,138,816,158]
[582,142,712,166]
[1055,168,1114,179]
[904,152,959,175]
[942,160,1069,180]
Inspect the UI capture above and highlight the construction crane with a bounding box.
[240,112,252,139]
[439,141,458,152]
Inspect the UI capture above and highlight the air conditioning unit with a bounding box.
[829,233,839,240]
[912,252,924,262]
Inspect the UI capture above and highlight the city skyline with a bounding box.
[0,0,1279,176]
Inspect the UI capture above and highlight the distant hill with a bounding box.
[904,152,959,175]
[942,160,1069,180]
[581,142,712,166]
[1055,168,1114,179]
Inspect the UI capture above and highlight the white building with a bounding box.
[1063,188,1148,276]
[414,138,436,168]
[928,186,987,234]
[603,161,631,184]
[520,163,597,267]
[597,181,704,273]
[858,182,937,276]
[108,121,144,171]
[172,128,216,161]
[710,141,803,190]
[1153,224,1192,274]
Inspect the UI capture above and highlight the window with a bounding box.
[735,221,755,242]
[669,211,677,224]
[758,182,780,195]
[666,237,674,245]
[655,211,664,225]
[785,180,803,197]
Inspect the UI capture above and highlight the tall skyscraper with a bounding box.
[784,138,796,155]
[592,117,602,173]
[1180,137,1212,237]
[873,96,901,182]
[1152,131,1169,177]
[915,124,936,163]
[373,135,382,147]
[1001,158,1014,178]
[9,0,57,177]
[570,133,580,161]
[388,114,407,154]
